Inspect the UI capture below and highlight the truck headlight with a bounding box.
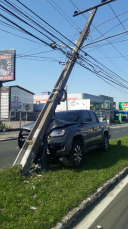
[49,129,65,137]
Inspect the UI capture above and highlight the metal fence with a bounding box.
[0,110,115,130]
[1,111,39,129]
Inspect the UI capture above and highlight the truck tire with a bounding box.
[102,134,109,152]
[68,141,84,168]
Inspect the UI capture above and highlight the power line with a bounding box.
[15,0,81,48]
[91,18,128,43]
[109,4,127,32]
[0,3,60,44]
[69,0,128,77]
[47,0,81,31]
[0,27,44,45]
[82,30,128,48]
[85,37,128,50]
[2,0,68,43]
[0,13,51,46]
[4,0,128,94]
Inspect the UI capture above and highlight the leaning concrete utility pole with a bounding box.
[13,0,116,174]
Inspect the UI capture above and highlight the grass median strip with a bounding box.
[0,137,128,229]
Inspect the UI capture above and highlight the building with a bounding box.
[34,92,116,120]
[0,85,34,121]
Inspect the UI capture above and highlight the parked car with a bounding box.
[18,110,111,168]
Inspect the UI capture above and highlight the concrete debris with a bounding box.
[30,206,37,210]
[35,164,41,169]
[97,225,103,229]
[24,180,29,184]
[37,175,42,177]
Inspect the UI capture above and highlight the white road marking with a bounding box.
[122,130,127,131]
[73,175,128,229]
[113,131,119,133]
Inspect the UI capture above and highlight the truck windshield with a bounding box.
[54,112,79,122]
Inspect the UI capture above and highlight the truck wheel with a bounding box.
[102,134,109,152]
[69,141,84,168]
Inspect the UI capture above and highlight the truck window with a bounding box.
[83,111,90,122]
[89,112,97,123]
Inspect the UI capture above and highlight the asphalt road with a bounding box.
[88,183,128,229]
[0,125,128,170]
[110,126,128,140]
[69,175,128,229]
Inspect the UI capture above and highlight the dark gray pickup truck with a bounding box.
[18,110,111,168]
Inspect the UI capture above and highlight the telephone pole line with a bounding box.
[13,0,116,174]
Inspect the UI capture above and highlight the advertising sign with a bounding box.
[11,102,22,109]
[118,113,122,123]
[101,102,109,109]
[42,91,50,95]
[69,99,90,110]
[119,102,128,110]
[0,86,10,121]
[0,49,16,83]
[94,103,99,110]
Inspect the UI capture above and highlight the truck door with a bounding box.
[82,111,95,149]
[89,111,101,146]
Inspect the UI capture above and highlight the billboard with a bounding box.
[0,86,11,121]
[0,49,16,83]
[119,102,128,110]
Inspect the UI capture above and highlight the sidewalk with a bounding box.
[110,121,128,128]
[0,130,19,141]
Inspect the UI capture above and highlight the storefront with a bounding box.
[0,85,34,121]
[34,93,116,119]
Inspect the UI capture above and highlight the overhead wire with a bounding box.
[0,28,44,45]
[83,53,128,84]
[0,4,62,44]
[15,0,81,47]
[1,0,128,94]
[77,60,128,95]
[1,1,78,60]
[90,10,128,33]
[0,13,51,46]
[69,0,128,77]
[109,3,127,32]
[47,0,81,31]
[1,0,70,43]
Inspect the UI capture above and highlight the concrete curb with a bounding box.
[52,167,128,229]
[0,130,19,141]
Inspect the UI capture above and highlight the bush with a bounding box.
[0,122,9,131]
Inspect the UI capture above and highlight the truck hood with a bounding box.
[21,121,35,131]
[21,119,77,131]
[49,119,77,130]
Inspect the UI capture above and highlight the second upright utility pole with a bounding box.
[13,1,115,174]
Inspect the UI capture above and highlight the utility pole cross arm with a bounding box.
[73,0,116,17]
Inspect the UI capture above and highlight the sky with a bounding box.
[1,0,128,108]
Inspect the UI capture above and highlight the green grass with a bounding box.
[1,137,128,229]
